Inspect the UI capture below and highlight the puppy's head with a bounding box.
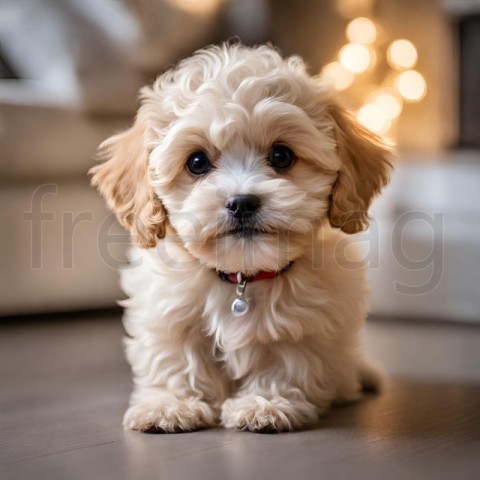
[91,44,393,274]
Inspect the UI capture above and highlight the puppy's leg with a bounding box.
[123,390,217,433]
[330,354,385,405]
[221,342,333,432]
[221,394,320,432]
[358,356,386,393]
[123,333,227,433]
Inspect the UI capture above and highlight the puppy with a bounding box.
[91,43,393,433]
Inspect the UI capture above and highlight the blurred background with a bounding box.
[0,0,479,322]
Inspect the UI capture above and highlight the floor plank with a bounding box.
[1,314,479,480]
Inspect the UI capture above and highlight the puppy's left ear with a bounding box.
[90,114,166,248]
[328,101,394,234]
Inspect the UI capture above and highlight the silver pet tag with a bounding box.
[231,273,249,317]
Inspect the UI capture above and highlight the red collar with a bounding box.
[217,262,293,284]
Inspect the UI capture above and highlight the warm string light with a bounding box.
[339,43,374,74]
[395,70,427,102]
[321,16,427,136]
[336,0,375,18]
[357,104,391,135]
[346,17,377,44]
[367,89,403,119]
[322,62,355,91]
[165,0,222,15]
[387,39,418,70]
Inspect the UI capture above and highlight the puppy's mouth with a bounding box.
[213,212,267,239]
[227,226,264,238]
[215,220,270,239]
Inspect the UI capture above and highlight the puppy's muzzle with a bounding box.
[225,194,261,237]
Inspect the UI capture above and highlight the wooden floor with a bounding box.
[1,313,479,480]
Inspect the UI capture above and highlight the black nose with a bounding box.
[225,194,261,218]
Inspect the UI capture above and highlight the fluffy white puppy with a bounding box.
[91,43,393,433]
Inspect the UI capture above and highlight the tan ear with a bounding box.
[90,117,166,248]
[328,102,394,234]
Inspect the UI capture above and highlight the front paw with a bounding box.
[221,395,319,433]
[123,397,217,433]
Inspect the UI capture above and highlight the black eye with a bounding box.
[269,145,295,171]
[186,151,212,176]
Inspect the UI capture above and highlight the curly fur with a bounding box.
[91,43,393,433]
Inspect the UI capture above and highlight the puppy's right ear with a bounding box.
[90,115,166,248]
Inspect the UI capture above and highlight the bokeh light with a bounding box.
[346,17,377,44]
[339,43,372,74]
[367,88,403,119]
[357,104,392,135]
[395,70,427,102]
[165,0,222,15]
[328,18,426,132]
[336,0,375,18]
[322,61,355,91]
[387,39,418,70]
